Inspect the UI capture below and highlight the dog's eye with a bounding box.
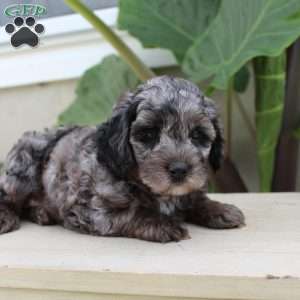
[135,127,159,145]
[190,127,210,147]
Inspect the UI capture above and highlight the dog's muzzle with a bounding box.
[168,161,190,183]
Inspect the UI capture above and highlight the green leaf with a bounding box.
[234,65,250,93]
[58,55,140,126]
[183,0,300,89]
[118,0,220,62]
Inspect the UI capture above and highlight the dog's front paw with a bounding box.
[138,219,190,243]
[203,202,245,229]
[158,221,190,243]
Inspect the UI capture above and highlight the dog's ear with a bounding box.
[202,96,224,172]
[209,117,224,172]
[96,93,140,179]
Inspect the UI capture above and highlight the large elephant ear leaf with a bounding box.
[58,55,140,126]
[118,0,221,62]
[183,0,300,89]
[234,65,250,93]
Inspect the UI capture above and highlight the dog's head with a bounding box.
[96,76,223,196]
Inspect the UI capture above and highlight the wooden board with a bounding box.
[0,193,299,300]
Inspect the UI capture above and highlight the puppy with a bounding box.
[0,76,244,242]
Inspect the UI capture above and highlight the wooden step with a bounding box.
[0,193,299,300]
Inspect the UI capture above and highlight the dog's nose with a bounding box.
[168,161,189,182]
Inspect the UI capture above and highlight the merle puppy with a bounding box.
[0,76,245,242]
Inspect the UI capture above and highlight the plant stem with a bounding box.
[64,0,155,81]
[233,92,256,141]
[254,54,286,192]
[225,78,233,157]
[272,41,300,191]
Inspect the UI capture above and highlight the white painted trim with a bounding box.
[0,8,176,89]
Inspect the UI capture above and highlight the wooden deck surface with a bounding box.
[0,193,299,300]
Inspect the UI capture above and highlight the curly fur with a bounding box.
[0,76,245,242]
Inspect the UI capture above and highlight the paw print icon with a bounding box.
[5,16,44,48]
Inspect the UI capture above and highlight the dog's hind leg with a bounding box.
[0,169,34,234]
[0,128,77,234]
[0,131,47,234]
[0,188,20,234]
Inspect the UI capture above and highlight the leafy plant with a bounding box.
[63,0,300,192]
[58,55,139,125]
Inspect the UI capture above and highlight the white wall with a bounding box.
[0,80,76,161]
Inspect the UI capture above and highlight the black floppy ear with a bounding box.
[96,94,140,179]
[202,96,224,172]
[209,117,224,172]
